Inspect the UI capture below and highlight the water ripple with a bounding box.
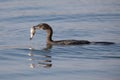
[0,13,120,23]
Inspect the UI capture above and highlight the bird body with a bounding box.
[30,23,114,45]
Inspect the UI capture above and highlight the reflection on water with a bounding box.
[28,47,52,69]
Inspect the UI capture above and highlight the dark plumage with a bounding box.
[30,23,114,45]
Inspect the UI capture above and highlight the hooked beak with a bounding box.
[30,27,36,40]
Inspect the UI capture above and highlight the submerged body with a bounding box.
[30,23,114,45]
[52,40,90,45]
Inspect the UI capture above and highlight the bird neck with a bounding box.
[46,28,53,44]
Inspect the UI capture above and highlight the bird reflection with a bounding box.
[28,47,52,69]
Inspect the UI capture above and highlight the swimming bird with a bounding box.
[30,23,114,45]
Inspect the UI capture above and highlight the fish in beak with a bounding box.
[30,26,36,40]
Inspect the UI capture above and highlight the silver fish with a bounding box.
[30,27,36,40]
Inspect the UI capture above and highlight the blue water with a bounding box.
[0,0,120,80]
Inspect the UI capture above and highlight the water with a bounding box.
[0,0,120,80]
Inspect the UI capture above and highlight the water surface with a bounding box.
[0,0,120,80]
